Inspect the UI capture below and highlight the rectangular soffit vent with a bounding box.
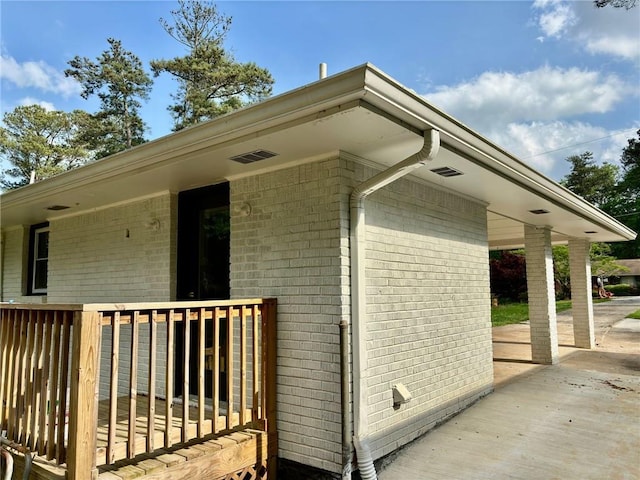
[229,149,278,164]
[430,166,463,178]
[529,209,550,215]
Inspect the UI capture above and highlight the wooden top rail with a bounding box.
[0,298,275,312]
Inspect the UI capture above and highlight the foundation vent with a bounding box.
[229,149,278,164]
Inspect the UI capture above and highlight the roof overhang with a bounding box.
[1,63,635,248]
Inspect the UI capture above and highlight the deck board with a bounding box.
[95,395,254,466]
[97,430,268,480]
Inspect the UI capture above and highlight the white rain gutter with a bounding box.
[342,129,440,479]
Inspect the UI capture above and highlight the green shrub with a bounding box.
[605,284,639,296]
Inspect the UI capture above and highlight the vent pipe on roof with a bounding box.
[319,63,327,79]
[342,129,440,480]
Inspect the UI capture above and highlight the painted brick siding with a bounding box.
[48,194,176,399]
[230,157,350,474]
[351,162,494,461]
[48,193,176,303]
[0,227,30,302]
[231,156,495,472]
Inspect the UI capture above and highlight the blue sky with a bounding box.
[1,0,639,181]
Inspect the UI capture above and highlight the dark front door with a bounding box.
[177,183,230,301]
[176,183,230,398]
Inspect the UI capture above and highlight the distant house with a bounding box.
[614,259,640,287]
[0,64,635,480]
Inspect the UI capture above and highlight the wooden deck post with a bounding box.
[262,299,278,479]
[67,310,101,480]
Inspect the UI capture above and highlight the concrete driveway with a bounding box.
[378,296,640,480]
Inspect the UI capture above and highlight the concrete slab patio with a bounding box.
[378,296,640,480]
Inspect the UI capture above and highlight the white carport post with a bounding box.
[568,238,595,349]
[524,225,559,365]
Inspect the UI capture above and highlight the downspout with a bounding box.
[343,129,440,480]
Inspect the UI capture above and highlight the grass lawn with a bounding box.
[491,299,609,327]
[627,310,640,319]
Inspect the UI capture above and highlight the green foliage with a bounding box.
[560,152,619,207]
[0,105,91,189]
[594,0,637,8]
[560,133,640,259]
[605,284,638,296]
[552,245,571,300]
[491,300,573,327]
[606,130,640,258]
[551,243,629,300]
[65,38,152,158]
[489,250,527,302]
[590,243,630,277]
[150,0,274,131]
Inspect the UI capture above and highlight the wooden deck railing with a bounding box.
[0,299,277,480]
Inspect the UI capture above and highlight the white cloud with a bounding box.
[17,97,56,111]
[425,66,628,127]
[533,0,577,38]
[422,66,637,179]
[584,35,639,59]
[532,0,640,62]
[573,2,640,61]
[0,53,81,98]
[491,121,632,177]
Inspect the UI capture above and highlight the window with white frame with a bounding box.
[30,224,49,294]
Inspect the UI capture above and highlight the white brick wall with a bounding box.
[48,193,176,303]
[351,162,494,461]
[231,156,494,472]
[0,227,30,302]
[51,194,175,399]
[230,157,350,473]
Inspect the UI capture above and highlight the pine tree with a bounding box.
[0,105,90,189]
[150,0,274,131]
[65,38,152,158]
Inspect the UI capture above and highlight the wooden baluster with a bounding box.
[226,307,234,430]
[252,304,260,423]
[57,311,71,464]
[28,310,44,450]
[0,309,15,433]
[147,310,157,452]
[182,309,190,443]
[37,311,52,455]
[15,310,29,443]
[107,312,120,464]
[47,311,62,461]
[165,310,174,448]
[212,308,221,434]
[197,308,205,438]
[240,306,248,426]
[127,311,139,459]
[23,310,37,446]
